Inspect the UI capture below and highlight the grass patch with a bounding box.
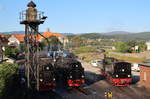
[106,53,150,63]
[72,46,98,54]
[77,52,104,63]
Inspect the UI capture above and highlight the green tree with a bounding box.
[0,63,18,96]
[48,36,63,51]
[19,43,26,52]
[71,36,85,48]
[126,40,138,47]
[137,41,147,52]
[4,46,19,58]
[115,41,132,53]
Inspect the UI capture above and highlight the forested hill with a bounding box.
[79,32,150,41]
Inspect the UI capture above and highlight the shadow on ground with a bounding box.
[0,74,24,99]
[131,75,140,84]
[85,71,104,86]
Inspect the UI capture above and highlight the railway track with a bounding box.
[74,86,92,95]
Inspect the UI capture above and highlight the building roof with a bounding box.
[42,32,67,39]
[139,62,150,67]
[13,35,25,42]
[0,35,8,43]
[10,31,67,43]
[27,1,36,8]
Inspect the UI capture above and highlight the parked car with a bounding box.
[131,63,140,72]
[91,60,103,67]
[17,53,25,60]
[5,58,15,63]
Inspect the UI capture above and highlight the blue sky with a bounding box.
[0,0,150,33]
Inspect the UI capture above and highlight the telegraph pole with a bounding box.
[20,1,47,91]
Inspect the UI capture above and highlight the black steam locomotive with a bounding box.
[18,58,56,91]
[55,57,85,88]
[101,57,132,86]
[38,58,56,91]
[47,49,85,88]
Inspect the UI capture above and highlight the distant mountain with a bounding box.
[105,31,132,35]
[79,32,150,41]
[0,31,75,36]
[1,31,150,41]
[0,31,25,34]
[61,33,75,36]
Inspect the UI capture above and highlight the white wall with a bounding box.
[8,35,20,46]
[146,42,150,51]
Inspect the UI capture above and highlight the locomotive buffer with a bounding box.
[20,1,47,91]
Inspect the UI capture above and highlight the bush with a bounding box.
[0,63,18,96]
[115,41,132,53]
[4,46,19,59]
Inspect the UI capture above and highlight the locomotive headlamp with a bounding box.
[46,66,50,70]
[81,75,84,78]
[128,75,131,77]
[40,79,43,82]
[122,69,125,72]
[116,75,118,77]
[53,78,56,81]
[70,76,72,78]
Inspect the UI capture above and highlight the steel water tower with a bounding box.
[20,1,47,90]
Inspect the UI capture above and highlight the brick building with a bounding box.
[139,63,150,87]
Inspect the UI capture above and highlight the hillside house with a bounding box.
[8,34,25,47]
[0,35,8,46]
[8,30,68,48]
[0,35,8,58]
[146,42,150,51]
[39,30,69,47]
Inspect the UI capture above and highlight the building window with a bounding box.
[144,72,147,81]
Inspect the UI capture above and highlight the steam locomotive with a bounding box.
[38,58,56,91]
[101,57,132,86]
[18,58,56,91]
[55,58,85,88]
[49,50,85,88]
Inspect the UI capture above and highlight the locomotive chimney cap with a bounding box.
[27,1,36,8]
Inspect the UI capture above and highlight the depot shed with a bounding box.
[139,63,150,87]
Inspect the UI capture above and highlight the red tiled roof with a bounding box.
[11,32,67,42]
[42,32,66,39]
[42,32,66,38]
[13,34,25,42]
[0,34,8,43]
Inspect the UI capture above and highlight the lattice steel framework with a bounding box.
[20,1,47,91]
